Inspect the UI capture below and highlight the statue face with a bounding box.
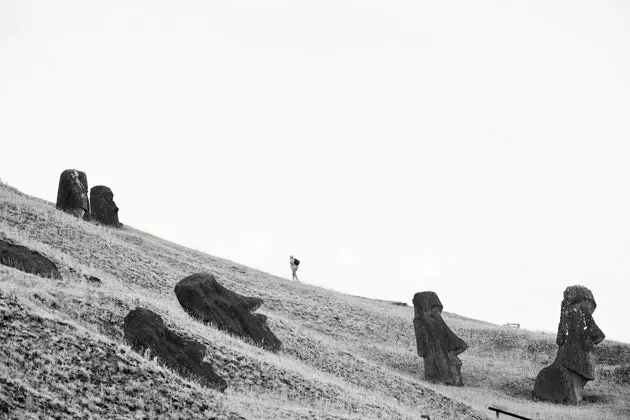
[90,186,120,226]
[421,304,444,326]
[556,293,605,380]
[69,171,88,207]
[414,292,443,317]
[413,291,467,354]
[100,191,117,211]
[413,291,468,385]
[574,300,604,349]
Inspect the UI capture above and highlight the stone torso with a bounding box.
[413,291,468,386]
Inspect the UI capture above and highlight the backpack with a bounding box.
[293,258,300,266]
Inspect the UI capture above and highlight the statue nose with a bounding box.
[585,320,605,344]
[591,328,605,344]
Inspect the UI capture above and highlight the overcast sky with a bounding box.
[1,1,630,343]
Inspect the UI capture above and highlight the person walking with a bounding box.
[289,255,300,282]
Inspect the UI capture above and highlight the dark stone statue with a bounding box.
[90,186,121,227]
[56,169,90,220]
[175,273,282,351]
[413,291,468,386]
[534,285,605,403]
[0,239,61,279]
[123,307,227,391]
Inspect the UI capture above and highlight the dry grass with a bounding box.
[1,182,629,419]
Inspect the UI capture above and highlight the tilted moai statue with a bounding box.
[413,291,468,386]
[534,286,605,404]
[90,185,121,227]
[56,169,90,220]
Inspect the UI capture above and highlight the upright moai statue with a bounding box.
[56,169,90,220]
[534,286,605,404]
[412,291,468,386]
[90,185,121,227]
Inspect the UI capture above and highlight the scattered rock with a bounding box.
[412,291,468,386]
[123,307,227,391]
[0,239,61,279]
[56,169,90,220]
[90,185,122,227]
[534,285,605,404]
[230,266,246,274]
[174,273,282,351]
[392,301,408,307]
[85,275,102,284]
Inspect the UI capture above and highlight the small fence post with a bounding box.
[488,407,532,420]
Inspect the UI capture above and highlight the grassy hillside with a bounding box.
[1,181,629,420]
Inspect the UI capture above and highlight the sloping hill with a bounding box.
[1,181,629,420]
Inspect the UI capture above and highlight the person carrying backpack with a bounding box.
[289,255,300,282]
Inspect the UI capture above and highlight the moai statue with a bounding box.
[413,291,468,386]
[56,169,90,220]
[90,185,122,227]
[534,286,605,404]
[175,273,282,351]
[123,307,227,391]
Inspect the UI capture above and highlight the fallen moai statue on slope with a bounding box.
[123,307,227,391]
[0,239,61,280]
[175,272,282,351]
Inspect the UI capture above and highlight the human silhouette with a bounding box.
[289,255,300,282]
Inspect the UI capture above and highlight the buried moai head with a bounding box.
[412,291,468,386]
[56,169,90,220]
[534,285,605,404]
[90,186,121,227]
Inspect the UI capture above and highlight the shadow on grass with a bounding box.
[500,377,536,399]
[582,394,615,404]
[501,377,616,405]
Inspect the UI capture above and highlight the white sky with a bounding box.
[1,1,630,343]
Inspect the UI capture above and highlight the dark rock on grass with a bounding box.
[413,291,468,386]
[56,169,90,220]
[230,266,246,274]
[90,185,122,227]
[534,285,605,404]
[123,307,227,391]
[0,239,61,279]
[85,275,101,284]
[175,272,282,351]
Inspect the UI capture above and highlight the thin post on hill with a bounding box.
[488,406,532,419]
